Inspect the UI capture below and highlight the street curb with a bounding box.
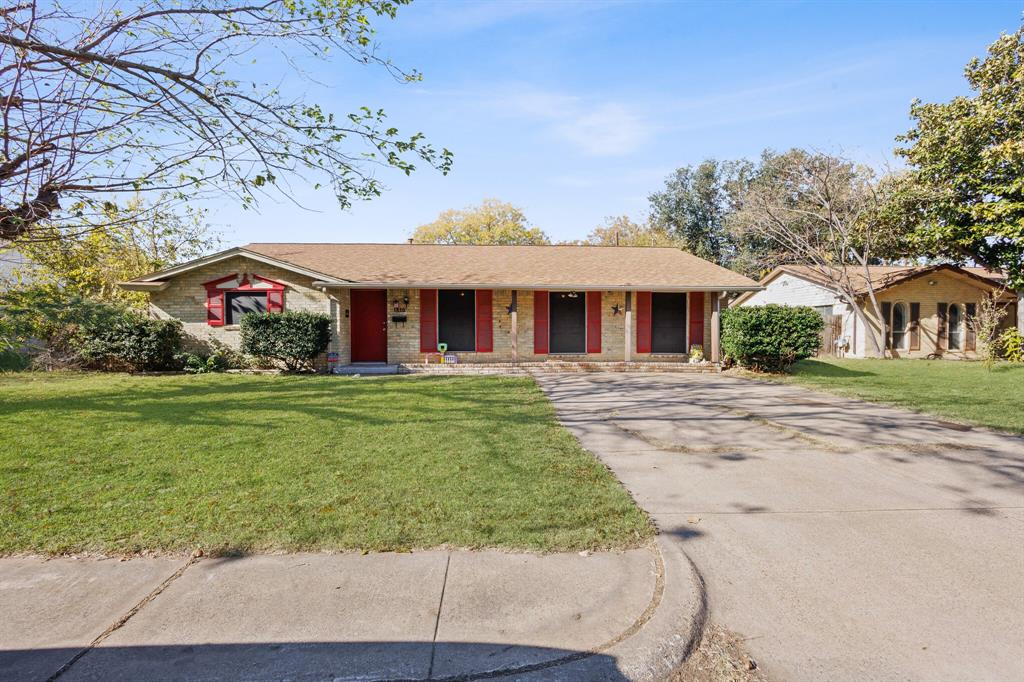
[600,536,708,681]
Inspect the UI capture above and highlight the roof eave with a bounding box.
[121,247,349,287]
[118,280,171,292]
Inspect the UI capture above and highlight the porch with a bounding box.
[331,360,721,376]
[325,287,726,369]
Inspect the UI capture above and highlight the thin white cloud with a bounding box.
[554,103,653,156]
[489,86,655,157]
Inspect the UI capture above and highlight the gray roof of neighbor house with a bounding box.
[732,263,1011,306]
[122,243,762,292]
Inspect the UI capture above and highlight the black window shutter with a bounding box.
[909,303,920,351]
[937,302,948,351]
[965,302,976,351]
[881,302,892,350]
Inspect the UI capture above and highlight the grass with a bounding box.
[0,373,651,556]
[772,358,1024,434]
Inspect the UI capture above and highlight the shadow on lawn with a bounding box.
[1,376,546,431]
[2,641,631,682]
[786,359,875,378]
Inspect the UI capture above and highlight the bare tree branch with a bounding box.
[1,0,452,241]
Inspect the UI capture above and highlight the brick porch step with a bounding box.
[396,361,720,375]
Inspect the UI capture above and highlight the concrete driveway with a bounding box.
[535,372,1024,682]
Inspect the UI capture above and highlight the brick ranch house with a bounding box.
[733,264,1021,359]
[120,243,761,371]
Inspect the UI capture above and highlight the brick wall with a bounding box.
[149,264,718,368]
[149,256,342,368]
[386,288,714,364]
[857,270,1013,359]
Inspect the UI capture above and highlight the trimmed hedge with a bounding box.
[240,311,331,371]
[721,304,824,372]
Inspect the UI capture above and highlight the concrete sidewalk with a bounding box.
[1,545,703,681]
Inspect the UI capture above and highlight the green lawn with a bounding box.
[777,358,1024,434]
[0,373,651,556]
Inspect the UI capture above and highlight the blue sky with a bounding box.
[213,0,1023,247]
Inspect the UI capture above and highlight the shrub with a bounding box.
[999,328,1024,363]
[240,311,331,371]
[721,304,824,372]
[176,351,232,374]
[1,287,130,369]
[79,314,183,371]
[0,348,29,371]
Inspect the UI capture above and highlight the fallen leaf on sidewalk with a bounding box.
[687,516,701,524]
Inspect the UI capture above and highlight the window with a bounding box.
[651,293,687,353]
[891,303,907,350]
[226,291,267,324]
[549,291,586,353]
[948,304,961,349]
[437,289,476,351]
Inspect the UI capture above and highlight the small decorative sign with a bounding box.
[443,354,458,364]
[327,352,339,363]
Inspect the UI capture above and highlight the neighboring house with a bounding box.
[119,243,760,370]
[0,248,36,290]
[733,264,1020,359]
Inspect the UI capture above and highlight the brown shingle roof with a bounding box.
[222,243,759,290]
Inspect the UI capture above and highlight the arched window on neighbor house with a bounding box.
[948,304,962,350]
[891,303,908,350]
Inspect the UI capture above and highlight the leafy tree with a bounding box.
[893,27,1024,289]
[412,199,550,245]
[729,149,903,357]
[573,216,682,247]
[648,159,754,268]
[0,0,452,241]
[10,196,218,307]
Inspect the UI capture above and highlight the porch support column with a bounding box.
[711,292,722,364]
[510,290,518,364]
[624,291,632,362]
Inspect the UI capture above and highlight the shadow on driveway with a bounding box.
[3,641,631,682]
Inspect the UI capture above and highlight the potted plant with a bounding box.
[689,345,704,364]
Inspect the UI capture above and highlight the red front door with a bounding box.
[351,289,388,362]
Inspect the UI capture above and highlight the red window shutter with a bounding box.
[534,290,549,354]
[420,289,438,352]
[689,292,705,350]
[206,287,225,326]
[266,289,284,313]
[636,291,652,353]
[476,290,493,352]
[586,291,602,354]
